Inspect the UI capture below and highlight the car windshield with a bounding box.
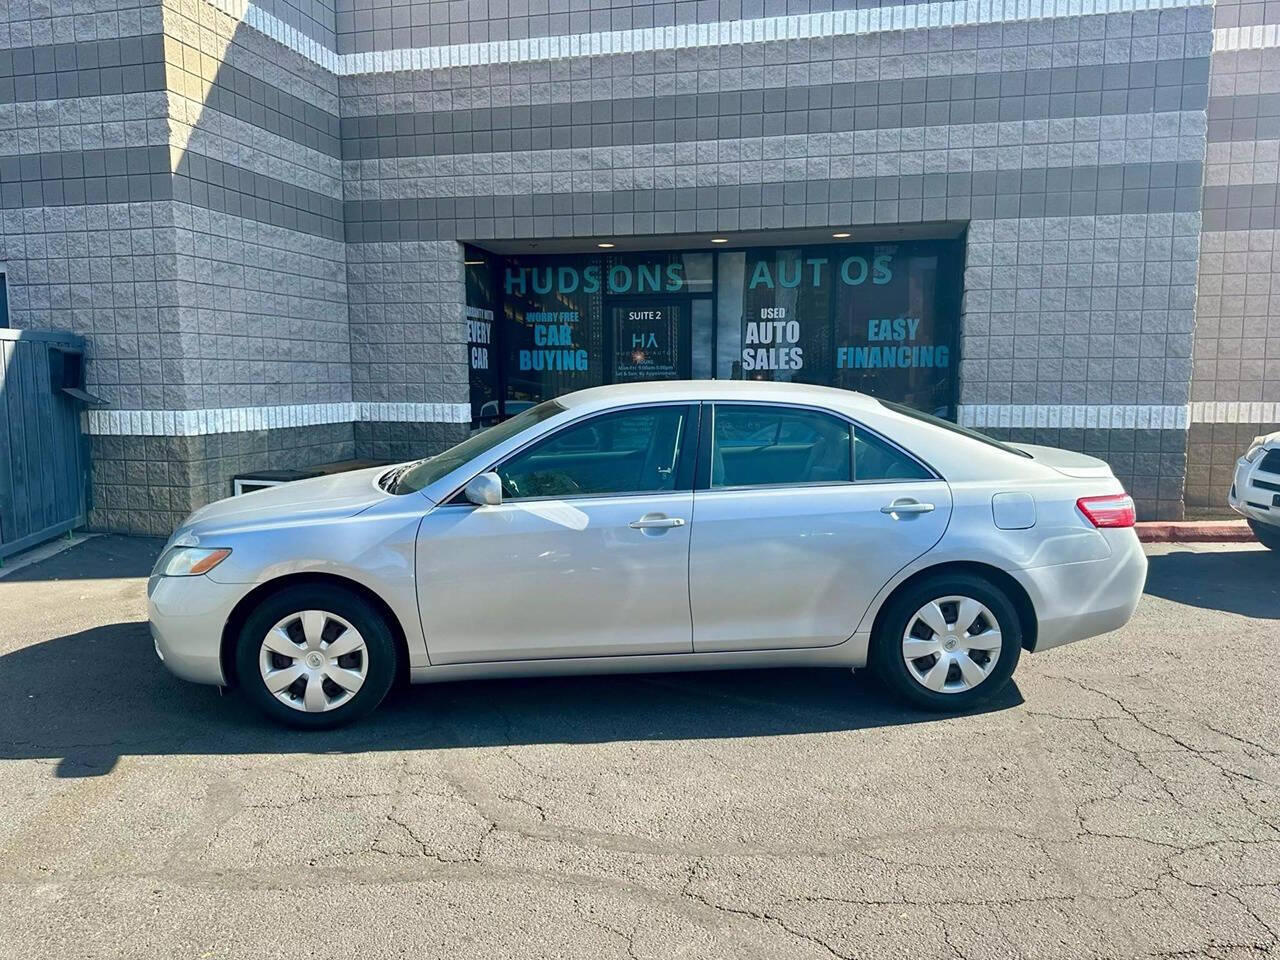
[385,400,567,494]
[879,399,1032,458]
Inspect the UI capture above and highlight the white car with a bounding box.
[1228,430,1280,551]
[149,381,1148,728]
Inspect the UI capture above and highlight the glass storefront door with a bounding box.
[608,301,689,382]
[606,298,713,384]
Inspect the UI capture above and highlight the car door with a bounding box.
[689,402,952,652]
[415,403,699,664]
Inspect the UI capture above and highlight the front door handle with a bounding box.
[629,515,686,529]
[881,499,935,516]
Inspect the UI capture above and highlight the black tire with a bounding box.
[870,572,1023,712]
[1249,520,1280,552]
[235,584,398,729]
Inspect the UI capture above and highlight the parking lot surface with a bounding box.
[0,536,1277,959]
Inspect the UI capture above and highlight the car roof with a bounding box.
[557,380,884,412]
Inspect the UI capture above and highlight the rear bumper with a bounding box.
[147,574,246,685]
[1012,529,1147,652]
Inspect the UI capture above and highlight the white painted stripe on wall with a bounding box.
[85,402,472,436]
[958,404,1191,430]
[962,403,1280,428]
[341,0,1216,75]
[203,0,341,71]
[357,402,473,425]
[202,0,1215,77]
[1189,401,1280,424]
[87,400,1270,436]
[1213,24,1280,52]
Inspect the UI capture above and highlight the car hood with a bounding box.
[1009,443,1117,479]
[179,465,396,537]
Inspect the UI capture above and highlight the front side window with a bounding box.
[498,405,691,500]
[710,404,852,488]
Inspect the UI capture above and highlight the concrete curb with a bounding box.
[1135,520,1256,543]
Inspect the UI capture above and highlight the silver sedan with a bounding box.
[149,381,1148,728]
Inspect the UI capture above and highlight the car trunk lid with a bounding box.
[1008,443,1117,479]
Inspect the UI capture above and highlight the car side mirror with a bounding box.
[463,471,503,506]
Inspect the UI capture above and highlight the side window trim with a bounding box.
[694,401,713,490]
[447,401,700,505]
[848,419,942,484]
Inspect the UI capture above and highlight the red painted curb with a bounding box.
[1134,521,1257,543]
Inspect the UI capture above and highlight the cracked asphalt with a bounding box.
[0,536,1277,959]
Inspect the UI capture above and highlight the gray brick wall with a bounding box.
[9,0,1279,531]
[88,422,355,534]
[347,239,470,406]
[166,0,351,409]
[353,418,470,462]
[0,0,163,48]
[257,0,337,51]
[1186,0,1280,510]
[1185,420,1280,514]
[338,7,1213,518]
[1,0,356,526]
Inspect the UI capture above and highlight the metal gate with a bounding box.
[0,330,91,560]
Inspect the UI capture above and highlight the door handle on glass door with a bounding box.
[628,516,686,529]
[881,499,935,516]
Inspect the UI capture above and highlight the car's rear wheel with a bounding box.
[1249,519,1280,552]
[235,584,398,729]
[871,573,1022,712]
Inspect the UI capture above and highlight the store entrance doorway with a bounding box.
[606,298,713,384]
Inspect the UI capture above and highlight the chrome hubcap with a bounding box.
[258,610,368,713]
[901,595,1002,694]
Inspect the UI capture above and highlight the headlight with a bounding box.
[1244,437,1268,463]
[155,546,232,577]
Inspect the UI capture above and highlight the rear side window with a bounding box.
[853,429,933,482]
[710,405,852,488]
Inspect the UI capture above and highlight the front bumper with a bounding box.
[1011,528,1148,653]
[1228,456,1280,529]
[148,573,247,685]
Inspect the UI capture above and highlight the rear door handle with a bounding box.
[881,499,935,516]
[629,516,685,529]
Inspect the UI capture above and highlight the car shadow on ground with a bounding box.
[1144,546,1280,619]
[0,619,1024,778]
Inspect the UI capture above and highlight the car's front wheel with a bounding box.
[870,572,1022,712]
[1249,519,1280,552]
[235,584,398,729]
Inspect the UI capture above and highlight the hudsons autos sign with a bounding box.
[504,254,894,297]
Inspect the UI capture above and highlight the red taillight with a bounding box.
[1077,494,1136,528]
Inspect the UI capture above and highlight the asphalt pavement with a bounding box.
[0,536,1277,959]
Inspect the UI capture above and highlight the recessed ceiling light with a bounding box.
[463,260,484,265]
[597,242,615,248]
[710,237,728,244]
[832,232,851,238]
